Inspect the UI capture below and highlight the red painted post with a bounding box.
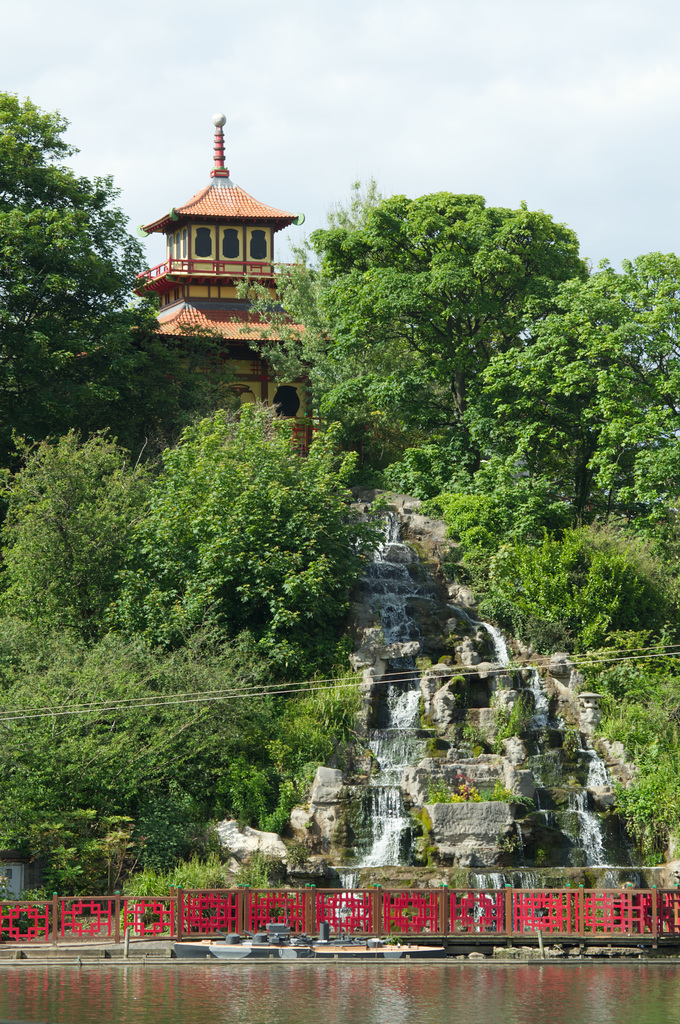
[371,886,381,937]
[176,887,183,942]
[652,887,658,948]
[504,886,513,939]
[438,885,449,935]
[578,886,585,939]
[114,892,120,945]
[168,886,175,940]
[236,887,244,935]
[51,893,58,945]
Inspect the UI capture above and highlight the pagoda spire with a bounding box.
[211,113,229,179]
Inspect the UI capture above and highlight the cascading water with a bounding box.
[350,515,429,872]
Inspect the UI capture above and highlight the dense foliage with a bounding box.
[0,623,359,892]
[589,648,680,862]
[3,94,680,886]
[113,406,372,670]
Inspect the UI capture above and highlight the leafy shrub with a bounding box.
[594,656,680,861]
[114,406,375,673]
[484,526,677,652]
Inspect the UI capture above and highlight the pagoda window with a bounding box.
[250,229,267,260]
[168,234,174,259]
[182,228,188,258]
[223,228,240,259]
[195,227,213,258]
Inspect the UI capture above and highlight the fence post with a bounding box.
[235,887,243,936]
[370,886,381,937]
[114,892,120,945]
[176,887,183,943]
[168,886,175,940]
[504,885,513,940]
[578,886,585,940]
[304,886,316,936]
[52,893,59,945]
[652,887,658,948]
[438,884,449,935]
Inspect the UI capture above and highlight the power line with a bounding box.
[1,644,680,725]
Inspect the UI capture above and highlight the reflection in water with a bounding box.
[2,964,680,1024]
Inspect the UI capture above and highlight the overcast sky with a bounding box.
[4,0,680,270]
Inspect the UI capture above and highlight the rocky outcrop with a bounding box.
[350,628,421,680]
[298,767,346,847]
[578,692,603,736]
[424,801,516,867]
[547,652,585,690]
[215,820,288,868]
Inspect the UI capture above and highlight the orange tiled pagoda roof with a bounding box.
[143,181,296,235]
[155,306,302,339]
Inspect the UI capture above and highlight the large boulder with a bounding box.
[215,820,288,862]
[429,681,459,729]
[401,754,508,807]
[309,767,344,807]
[424,801,516,866]
[455,638,481,667]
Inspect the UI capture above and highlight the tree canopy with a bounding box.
[113,406,374,670]
[0,93,235,469]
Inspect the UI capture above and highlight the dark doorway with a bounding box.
[273,386,300,418]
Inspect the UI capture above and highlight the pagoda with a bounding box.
[136,113,307,421]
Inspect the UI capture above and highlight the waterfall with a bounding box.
[566,787,608,866]
[480,621,510,667]
[341,504,639,883]
[526,667,550,729]
[352,514,427,871]
[472,872,505,889]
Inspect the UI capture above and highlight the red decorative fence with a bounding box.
[1,887,679,945]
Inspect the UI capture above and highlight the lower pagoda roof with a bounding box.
[155,304,302,341]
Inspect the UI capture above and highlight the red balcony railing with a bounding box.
[137,257,292,286]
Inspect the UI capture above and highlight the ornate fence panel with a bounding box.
[450,890,505,934]
[124,898,174,938]
[60,899,115,940]
[383,889,439,934]
[317,889,373,935]
[2,887,679,944]
[247,890,306,934]
[180,890,237,936]
[658,890,680,935]
[0,902,50,943]
[582,889,651,936]
[512,889,578,936]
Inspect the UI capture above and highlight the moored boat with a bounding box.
[173,922,446,960]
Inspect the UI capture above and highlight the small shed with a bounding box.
[0,850,43,898]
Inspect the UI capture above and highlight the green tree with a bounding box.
[114,406,373,670]
[0,94,235,467]
[481,252,680,524]
[1,432,149,638]
[301,192,585,469]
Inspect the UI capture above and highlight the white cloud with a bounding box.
[3,0,680,267]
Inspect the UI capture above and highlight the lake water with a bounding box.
[1,962,680,1024]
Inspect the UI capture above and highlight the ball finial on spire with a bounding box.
[211,113,228,176]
